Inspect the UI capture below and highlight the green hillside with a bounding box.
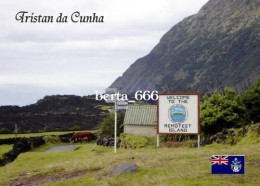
[111,0,260,94]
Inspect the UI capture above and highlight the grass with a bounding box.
[100,105,113,111]
[0,129,259,185]
[119,134,156,149]
[94,105,113,111]
[31,141,73,152]
[0,131,74,139]
[0,141,259,185]
[0,144,13,157]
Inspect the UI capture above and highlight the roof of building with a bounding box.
[123,105,157,126]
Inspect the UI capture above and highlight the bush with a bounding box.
[119,133,152,149]
[183,140,197,148]
[243,79,260,123]
[97,111,125,137]
[43,125,51,132]
[238,123,260,145]
[201,88,247,135]
[43,135,61,144]
[0,127,11,134]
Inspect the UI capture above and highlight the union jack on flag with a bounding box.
[211,155,229,165]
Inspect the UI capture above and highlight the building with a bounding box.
[123,105,157,137]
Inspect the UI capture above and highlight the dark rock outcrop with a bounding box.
[59,133,74,143]
[0,95,109,133]
[0,137,45,166]
[96,135,114,147]
[0,138,20,145]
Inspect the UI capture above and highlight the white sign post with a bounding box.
[156,134,159,149]
[157,94,200,147]
[104,88,132,153]
[198,135,200,148]
[114,99,117,153]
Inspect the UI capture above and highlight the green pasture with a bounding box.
[0,141,259,185]
[0,144,13,157]
[0,131,95,139]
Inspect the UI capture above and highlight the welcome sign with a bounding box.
[157,94,200,134]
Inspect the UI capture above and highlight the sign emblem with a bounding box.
[231,158,242,172]
[169,105,188,123]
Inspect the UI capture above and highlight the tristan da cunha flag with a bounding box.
[211,155,245,174]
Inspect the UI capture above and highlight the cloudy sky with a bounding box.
[0,0,208,106]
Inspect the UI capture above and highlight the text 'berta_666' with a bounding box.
[211,155,245,174]
[157,93,200,134]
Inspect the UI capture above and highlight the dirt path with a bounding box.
[10,169,100,186]
[10,145,97,185]
[45,145,77,152]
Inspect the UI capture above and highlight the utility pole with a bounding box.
[14,124,18,138]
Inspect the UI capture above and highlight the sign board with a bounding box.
[157,93,200,135]
[104,94,115,103]
[117,101,128,106]
[117,106,128,110]
[106,99,115,103]
[109,109,116,113]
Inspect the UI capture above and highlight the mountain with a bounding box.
[0,95,109,133]
[110,0,260,94]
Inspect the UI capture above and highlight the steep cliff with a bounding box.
[111,0,260,94]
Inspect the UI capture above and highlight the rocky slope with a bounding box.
[111,0,260,94]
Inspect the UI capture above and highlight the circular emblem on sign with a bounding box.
[169,105,188,123]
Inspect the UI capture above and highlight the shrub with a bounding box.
[243,79,260,123]
[201,88,247,135]
[0,127,11,134]
[97,111,125,137]
[43,125,51,132]
[43,135,61,144]
[238,123,260,144]
[119,133,152,149]
[183,140,196,148]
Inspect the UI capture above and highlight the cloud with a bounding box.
[0,0,208,105]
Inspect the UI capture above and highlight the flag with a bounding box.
[211,155,245,174]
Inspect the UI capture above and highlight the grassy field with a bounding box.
[0,144,13,157]
[0,131,82,139]
[0,141,259,186]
